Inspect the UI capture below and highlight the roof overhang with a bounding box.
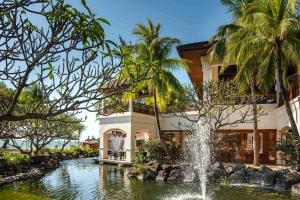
[177,41,212,84]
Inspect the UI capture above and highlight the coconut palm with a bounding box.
[122,19,189,159]
[211,0,300,164]
[210,0,265,165]
[227,0,300,137]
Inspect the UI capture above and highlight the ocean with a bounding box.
[0,139,82,149]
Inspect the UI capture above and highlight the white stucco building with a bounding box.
[98,41,300,165]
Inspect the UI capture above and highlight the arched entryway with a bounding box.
[103,129,127,160]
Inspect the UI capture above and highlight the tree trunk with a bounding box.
[2,139,9,149]
[60,139,71,152]
[276,38,299,137]
[250,75,259,166]
[153,89,173,161]
[153,89,162,139]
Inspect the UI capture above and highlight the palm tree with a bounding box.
[236,0,300,137]
[210,0,264,165]
[211,0,300,165]
[122,19,188,159]
[249,0,300,137]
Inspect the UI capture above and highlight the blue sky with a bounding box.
[75,0,231,140]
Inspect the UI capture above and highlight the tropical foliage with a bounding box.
[211,0,300,137]
[135,139,166,163]
[276,136,300,168]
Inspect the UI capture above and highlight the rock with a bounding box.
[162,164,172,178]
[292,183,300,196]
[261,167,276,186]
[145,160,161,173]
[126,171,137,179]
[214,162,226,171]
[30,155,49,165]
[229,168,247,183]
[149,163,161,173]
[245,166,276,186]
[247,169,263,185]
[0,159,6,170]
[143,169,157,180]
[207,162,227,182]
[156,170,165,182]
[137,174,145,181]
[167,169,184,182]
[226,163,246,175]
[183,166,197,182]
[275,171,300,190]
[0,168,44,187]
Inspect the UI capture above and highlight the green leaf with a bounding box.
[81,0,92,16]
[97,17,111,26]
[49,72,54,79]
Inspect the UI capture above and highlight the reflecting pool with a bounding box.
[0,158,297,200]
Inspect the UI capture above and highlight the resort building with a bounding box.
[98,41,300,165]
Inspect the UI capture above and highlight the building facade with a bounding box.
[98,41,300,165]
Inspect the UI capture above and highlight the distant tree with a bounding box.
[8,116,84,155]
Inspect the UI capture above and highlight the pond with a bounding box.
[0,158,297,200]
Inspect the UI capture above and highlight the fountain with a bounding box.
[164,121,211,200]
[185,121,211,200]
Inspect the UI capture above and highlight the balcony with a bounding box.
[101,101,155,116]
[132,102,155,115]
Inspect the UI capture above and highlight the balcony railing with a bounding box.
[132,102,155,116]
[101,102,155,116]
[209,93,277,105]
[256,94,277,104]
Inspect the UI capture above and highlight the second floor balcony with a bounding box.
[101,101,155,116]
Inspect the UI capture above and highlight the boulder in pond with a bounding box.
[143,169,157,180]
[226,163,246,175]
[207,162,227,182]
[162,164,172,178]
[183,166,198,182]
[167,169,184,182]
[275,170,300,190]
[229,168,247,183]
[292,183,300,196]
[146,161,161,173]
[156,170,165,182]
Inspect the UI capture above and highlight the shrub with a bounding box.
[62,146,98,157]
[134,152,145,164]
[276,136,300,167]
[137,139,165,161]
[129,163,146,175]
[1,152,29,171]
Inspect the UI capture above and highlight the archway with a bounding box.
[103,129,126,160]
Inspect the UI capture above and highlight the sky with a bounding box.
[75,0,232,140]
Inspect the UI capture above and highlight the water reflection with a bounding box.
[0,158,297,200]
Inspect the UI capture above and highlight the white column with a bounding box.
[128,99,133,112]
[201,56,211,83]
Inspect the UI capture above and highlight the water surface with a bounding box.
[0,158,296,200]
